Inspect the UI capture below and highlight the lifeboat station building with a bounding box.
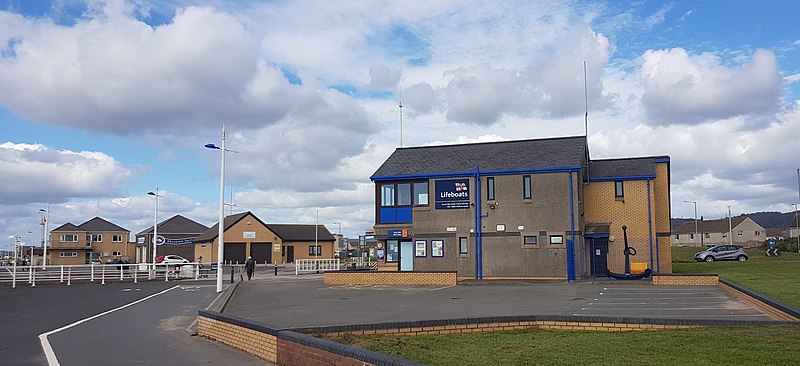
[370,136,672,280]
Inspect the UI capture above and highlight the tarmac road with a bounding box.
[0,280,271,366]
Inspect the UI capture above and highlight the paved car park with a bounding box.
[224,275,773,329]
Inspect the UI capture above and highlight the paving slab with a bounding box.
[223,274,773,328]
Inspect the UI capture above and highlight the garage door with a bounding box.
[224,243,246,263]
[250,243,272,264]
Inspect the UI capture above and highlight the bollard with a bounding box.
[31,268,36,287]
[134,266,138,284]
[275,264,278,276]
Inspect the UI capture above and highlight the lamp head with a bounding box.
[147,192,157,196]
[204,143,220,150]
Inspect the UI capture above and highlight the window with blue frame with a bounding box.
[378,181,428,224]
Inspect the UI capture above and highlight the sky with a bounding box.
[1,0,799,249]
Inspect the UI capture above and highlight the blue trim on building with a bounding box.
[474,166,483,280]
[584,233,609,238]
[587,175,657,182]
[567,172,576,281]
[655,157,670,163]
[647,179,654,271]
[371,166,583,182]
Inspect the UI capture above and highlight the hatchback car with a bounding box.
[694,245,748,262]
[155,255,190,264]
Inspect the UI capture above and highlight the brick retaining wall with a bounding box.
[324,271,457,286]
[652,274,719,285]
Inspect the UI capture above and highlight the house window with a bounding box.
[397,183,411,206]
[59,252,77,257]
[112,235,123,242]
[386,240,399,262]
[550,235,563,245]
[487,177,495,201]
[704,233,710,239]
[86,234,102,243]
[459,237,468,254]
[60,234,78,242]
[737,231,743,237]
[523,236,537,245]
[413,182,428,206]
[112,251,122,256]
[615,181,624,198]
[675,234,680,240]
[308,245,322,256]
[689,233,694,239]
[755,231,761,236]
[523,175,531,199]
[381,184,395,206]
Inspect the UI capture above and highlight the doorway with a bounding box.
[399,240,413,271]
[588,237,609,277]
[285,246,295,263]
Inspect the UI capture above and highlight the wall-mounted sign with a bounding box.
[163,237,196,244]
[388,229,408,238]
[243,231,256,239]
[273,243,282,252]
[431,240,444,257]
[435,179,470,209]
[415,240,427,257]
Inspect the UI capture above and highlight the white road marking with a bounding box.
[38,285,180,366]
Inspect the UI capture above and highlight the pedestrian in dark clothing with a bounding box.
[245,256,255,280]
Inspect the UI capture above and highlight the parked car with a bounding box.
[155,255,190,264]
[694,245,748,262]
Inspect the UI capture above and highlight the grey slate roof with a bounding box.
[78,217,128,232]
[51,222,82,232]
[372,136,587,179]
[195,212,252,242]
[137,215,209,236]
[674,216,750,234]
[267,224,335,242]
[588,157,659,180]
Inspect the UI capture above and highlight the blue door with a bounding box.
[400,241,413,271]
[589,238,608,276]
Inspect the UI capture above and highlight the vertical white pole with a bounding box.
[43,204,49,267]
[91,263,95,282]
[216,125,226,293]
[60,265,64,283]
[101,265,106,285]
[728,206,733,245]
[67,267,71,286]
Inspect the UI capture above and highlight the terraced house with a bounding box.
[370,136,672,280]
[49,217,135,265]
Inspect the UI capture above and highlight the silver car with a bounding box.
[694,245,748,262]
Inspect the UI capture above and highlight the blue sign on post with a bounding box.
[434,179,470,209]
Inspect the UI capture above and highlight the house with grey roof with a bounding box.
[49,217,134,265]
[193,211,335,264]
[672,215,765,247]
[371,135,672,279]
[136,215,209,262]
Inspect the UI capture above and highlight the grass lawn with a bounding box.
[329,325,800,366]
[671,246,800,308]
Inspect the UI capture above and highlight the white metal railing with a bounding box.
[295,259,340,275]
[0,262,212,288]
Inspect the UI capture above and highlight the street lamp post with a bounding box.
[727,206,733,245]
[39,207,48,267]
[147,187,162,267]
[206,125,236,293]
[792,203,799,254]
[683,200,698,246]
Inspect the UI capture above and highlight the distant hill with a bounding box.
[672,211,797,230]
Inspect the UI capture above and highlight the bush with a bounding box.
[758,238,799,253]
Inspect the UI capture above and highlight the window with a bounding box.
[689,233,694,239]
[737,231,743,237]
[487,177,495,200]
[60,234,78,242]
[459,237,468,254]
[381,184,395,206]
[59,252,77,257]
[675,234,680,240]
[523,236,537,245]
[549,235,563,245]
[615,181,624,198]
[86,234,102,243]
[308,245,322,256]
[112,251,122,256]
[397,183,411,206]
[112,234,123,242]
[386,240,399,262]
[704,233,710,239]
[523,175,531,199]
[755,231,761,236]
[413,182,428,206]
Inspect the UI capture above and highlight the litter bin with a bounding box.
[179,265,195,278]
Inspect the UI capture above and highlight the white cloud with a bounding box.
[640,48,782,126]
[0,142,135,204]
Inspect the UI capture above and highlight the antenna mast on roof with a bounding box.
[399,85,404,148]
[584,61,588,137]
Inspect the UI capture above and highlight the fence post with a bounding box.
[295,261,299,275]
[195,263,200,280]
[120,266,124,281]
[91,263,95,282]
[31,267,36,287]
[12,263,16,288]
[67,267,71,286]
[60,265,64,283]
[165,264,169,282]
[134,266,138,284]
[101,265,106,285]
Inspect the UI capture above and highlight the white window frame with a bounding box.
[60,234,78,242]
[59,252,77,257]
[112,234,123,242]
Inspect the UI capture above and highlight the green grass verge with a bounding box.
[329,325,800,366]
[671,246,800,308]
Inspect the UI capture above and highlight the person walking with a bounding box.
[245,256,256,281]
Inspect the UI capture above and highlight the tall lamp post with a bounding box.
[147,187,162,266]
[683,200,698,245]
[727,206,733,245]
[792,203,799,254]
[39,207,48,267]
[206,125,236,293]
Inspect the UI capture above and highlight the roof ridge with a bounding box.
[395,135,586,151]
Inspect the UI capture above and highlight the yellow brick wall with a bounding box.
[197,316,278,362]
[652,275,719,285]
[324,272,457,286]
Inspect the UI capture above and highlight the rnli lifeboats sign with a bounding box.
[435,179,470,209]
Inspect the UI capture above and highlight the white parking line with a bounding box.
[38,285,180,366]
